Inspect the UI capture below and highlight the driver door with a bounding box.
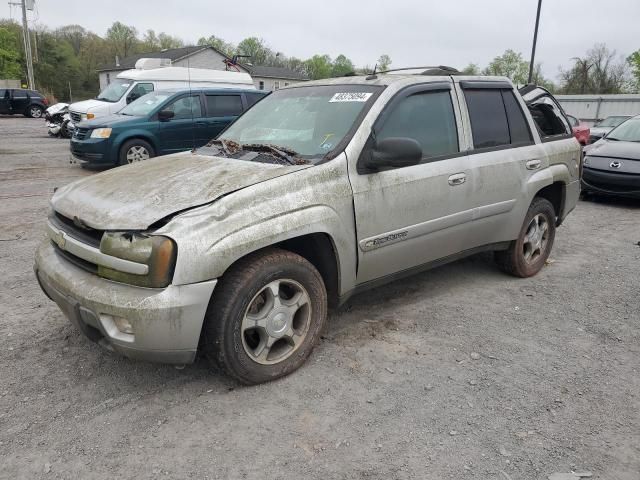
[158,94,207,154]
[347,82,472,284]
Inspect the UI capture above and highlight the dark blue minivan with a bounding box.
[70,88,267,166]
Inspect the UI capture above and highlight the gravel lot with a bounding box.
[1,117,639,480]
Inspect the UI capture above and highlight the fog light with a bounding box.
[113,316,134,334]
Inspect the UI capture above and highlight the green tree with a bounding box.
[141,29,160,51]
[304,54,332,80]
[105,21,138,58]
[461,63,480,75]
[197,35,235,56]
[331,54,354,77]
[0,26,22,79]
[483,49,529,85]
[237,37,272,65]
[377,54,392,71]
[158,32,183,50]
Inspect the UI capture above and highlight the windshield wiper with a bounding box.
[241,143,303,164]
[606,137,620,141]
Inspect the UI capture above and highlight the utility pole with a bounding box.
[527,0,543,84]
[10,0,36,89]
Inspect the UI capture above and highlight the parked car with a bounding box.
[566,114,590,145]
[68,58,255,123]
[582,114,640,198]
[589,115,631,143]
[35,73,580,384]
[0,88,48,118]
[70,88,267,166]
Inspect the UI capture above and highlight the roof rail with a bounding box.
[378,65,460,75]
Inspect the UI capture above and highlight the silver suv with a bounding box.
[35,72,581,384]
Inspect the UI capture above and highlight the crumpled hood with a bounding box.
[69,98,115,116]
[51,152,311,230]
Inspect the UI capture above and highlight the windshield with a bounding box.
[97,78,132,103]
[218,84,381,159]
[119,92,172,116]
[606,117,640,142]
[597,116,629,128]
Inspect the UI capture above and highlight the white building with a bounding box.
[556,94,640,126]
[97,46,307,92]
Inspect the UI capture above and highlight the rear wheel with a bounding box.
[118,139,155,166]
[26,105,43,118]
[495,197,556,278]
[202,248,327,385]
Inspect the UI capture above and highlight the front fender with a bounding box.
[113,129,158,154]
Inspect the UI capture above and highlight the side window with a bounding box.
[258,81,264,90]
[206,95,243,117]
[131,82,154,98]
[464,89,510,148]
[377,90,459,160]
[12,89,28,99]
[244,92,265,109]
[165,95,202,120]
[501,90,533,144]
[527,95,570,138]
[0,89,6,98]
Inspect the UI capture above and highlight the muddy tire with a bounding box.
[118,139,155,166]
[202,248,327,385]
[495,197,556,278]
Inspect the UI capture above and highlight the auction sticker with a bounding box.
[329,92,373,102]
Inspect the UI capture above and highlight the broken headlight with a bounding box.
[98,232,176,288]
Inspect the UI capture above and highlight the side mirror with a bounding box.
[158,110,175,122]
[363,137,422,171]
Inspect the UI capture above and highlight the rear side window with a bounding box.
[206,95,243,117]
[12,89,28,98]
[464,89,510,148]
[527,95,570,138]
[501,90,533,144]
[376,90,459,160]
[245,92,265,109]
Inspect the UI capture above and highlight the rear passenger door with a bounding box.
[204,93,244,140]
[454,80,547,247]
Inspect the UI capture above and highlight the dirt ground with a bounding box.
[1,116,639,480]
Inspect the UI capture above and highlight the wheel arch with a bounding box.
[115,133,157,159]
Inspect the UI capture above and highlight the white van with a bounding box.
[69,58,255,123]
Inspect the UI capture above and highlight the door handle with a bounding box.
[526,159,542,170]
[448,173,466,186]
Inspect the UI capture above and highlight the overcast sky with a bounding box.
[5,0,639,80]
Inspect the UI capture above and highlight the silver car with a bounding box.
[35,72,581,384]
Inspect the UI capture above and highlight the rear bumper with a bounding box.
[35,240,217,364]
[582,168,640,198]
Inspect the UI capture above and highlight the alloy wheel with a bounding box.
[522,213,549,264]
[241,279,312,365]
[126,146,150,163]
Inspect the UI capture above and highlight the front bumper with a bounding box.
[582,167,640,199]
[35,240,217,364]
[70,137,113,165]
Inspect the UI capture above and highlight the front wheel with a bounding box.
[202,248,327,385]
[118,139,155,165]
[495,197,556,278]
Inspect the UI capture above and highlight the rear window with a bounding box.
[206,94,243,117]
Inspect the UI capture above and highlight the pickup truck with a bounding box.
[34,71,581,384]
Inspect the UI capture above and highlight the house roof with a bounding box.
[97,45,229,72]
[248,65,307,81]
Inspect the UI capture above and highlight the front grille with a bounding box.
[51,212,103,248]
[52,241,99,274]
[73,127,90,140]
[70,111,82,123]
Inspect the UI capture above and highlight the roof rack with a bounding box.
[378,65,460,75]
